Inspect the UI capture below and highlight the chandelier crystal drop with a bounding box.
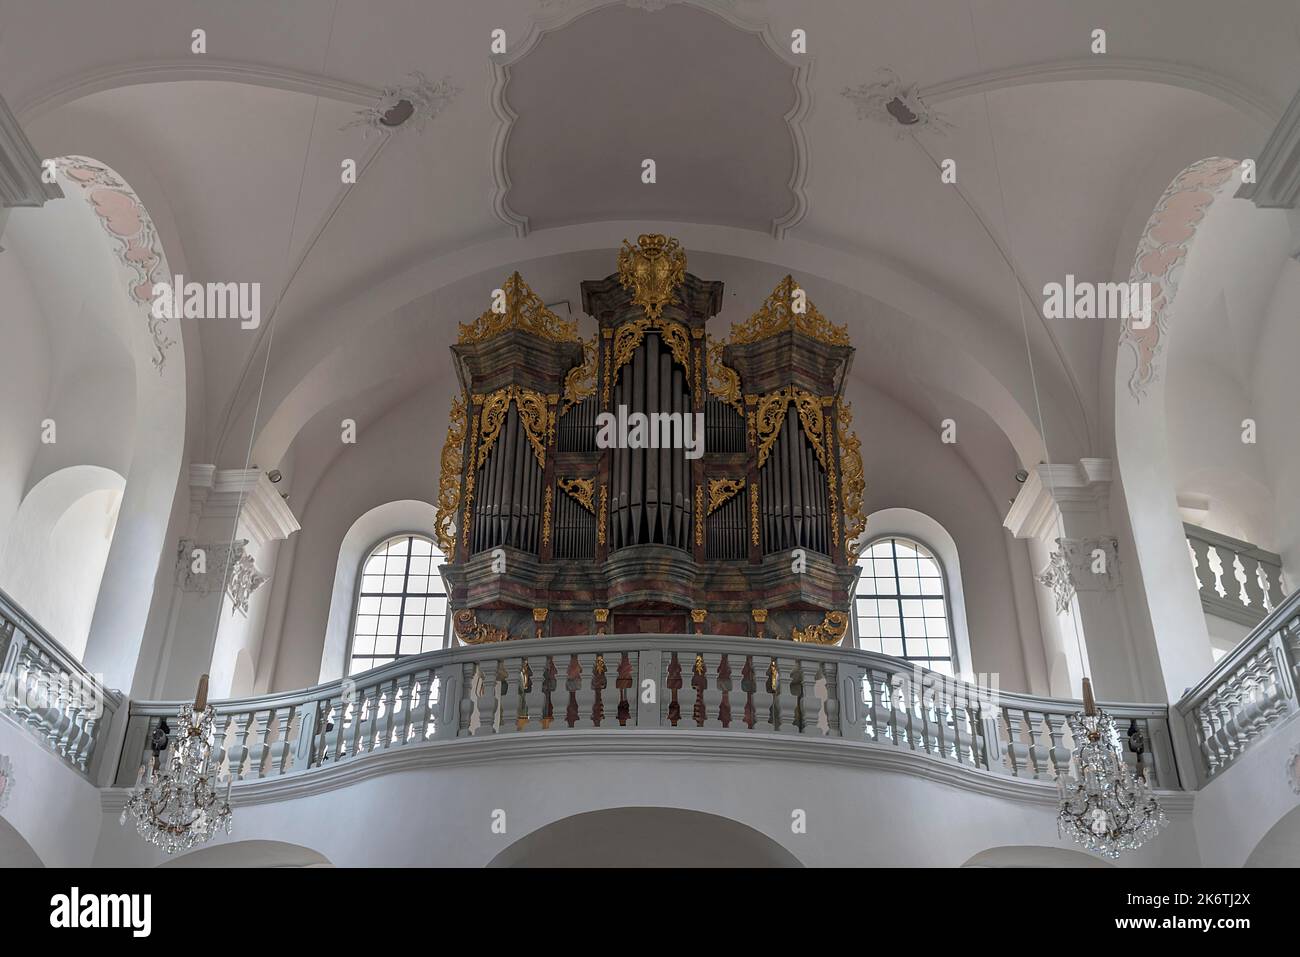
[1056,678,1166,858]
[120,675,232,854]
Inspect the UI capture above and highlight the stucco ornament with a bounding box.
[0,753,14,812]
[175,538,268,617]
[1037,548,1075,615]
[1289,745,1300,795]
[842,68,951,137]
[344,72,458,136]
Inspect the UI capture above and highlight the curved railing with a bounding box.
[114,634,1178,790]
[1175,588,1300,785]
[0,587,121,779]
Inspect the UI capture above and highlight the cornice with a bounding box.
[0,93,63,210]
[1004,458,1113,540]
[98,730,1196,816]
[189,466,300,546]
[1236,83,1300,209]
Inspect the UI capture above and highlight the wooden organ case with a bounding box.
[437,235,867,647]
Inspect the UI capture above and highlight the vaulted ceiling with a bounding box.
[3,0,1295,513]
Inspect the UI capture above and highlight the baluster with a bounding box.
[666,653,683,726]
[525,656,546,731]
[493,660,508,734]
[268,707,294,775]
[715,654,732,729]
[541,657,557,729]
[476,664,497,735]
[767,658,783,732]
[691,653,708,727]
[591,654,607,727]
[1044,712,1070,780]
[226,711,253,781]
[1022,711,1048,779]
[565,655,582,728]
[247,708,274,778]
[786,660,804,734]
[741,656,757,730]
[808,662,830,736]
[1002,707,1023,777]
[929,678,949,757]
[395,673,415,745]
[950,697,972,766]
[616,652,634,726]
[516,660,533,731]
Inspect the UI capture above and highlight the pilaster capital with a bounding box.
[188,465,299,547]
[1004,458,1113,540]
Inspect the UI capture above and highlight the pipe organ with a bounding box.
[437,236,866,646]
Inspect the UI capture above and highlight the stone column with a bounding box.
[1005,459,1143,701]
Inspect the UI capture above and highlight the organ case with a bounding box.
[436,236,866,646]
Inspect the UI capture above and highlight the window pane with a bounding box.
[352,536,447,673]
[855,536,953,672]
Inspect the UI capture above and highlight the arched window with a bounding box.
[854,536,953,675]
[349,535,447,675]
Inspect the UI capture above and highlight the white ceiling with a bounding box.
[2,0,1295,506]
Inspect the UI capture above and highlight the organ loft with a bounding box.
[436,235,867,646]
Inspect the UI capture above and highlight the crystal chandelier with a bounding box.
[121,675,232,854]
[1057,679,1166,858]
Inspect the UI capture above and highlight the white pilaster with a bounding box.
[1005,459,1142,701]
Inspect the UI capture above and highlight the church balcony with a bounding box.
[111,634,1180,791]
[1174,586,1300,787]
[1185,523,1287,629]
[0,586,122,782]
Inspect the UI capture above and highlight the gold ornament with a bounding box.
[753,386,829,470]
[557,477,595,513]
[597,484,608,546]
[707,477,745,515]
[706,334,744,415]
[561,334,598,413]
[610,316,694,392]
[542,486,553,546]
[616,233,687,320]
[695,485,705,546]
[839,399,866,558]
[454,609,513,645]
[435,391,467,560]
[750,482,760,546]
[792,610,850,646]
[458,271,580,344]
[726,275,849,347]
[477,384,549,470]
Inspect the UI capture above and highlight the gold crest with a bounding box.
[616,234,687,320]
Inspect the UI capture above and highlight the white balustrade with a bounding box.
[1185,524,1286,626]
[0,587,121,779]
[1175,588,1300,785]
[115,634,1181,792]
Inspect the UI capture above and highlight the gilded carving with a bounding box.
[453,609,513,645]
[839,399,866,558]
[435,391,467,560]
[707,477,745,515]
[458,271,580,345]
[706,334,744,415]
[557,477,596,513]
[753,386,828,470]
[792,611,850,646]
[616,233,687,320]
[726,275,849,347]
[542,486,554,546]
[750,482,760,546]
[461,405,480,550]
[597,484,608,546]
[477,384,549,470]
[610,316,694,390]
[695,485,705,546]
[562,334,598,413]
